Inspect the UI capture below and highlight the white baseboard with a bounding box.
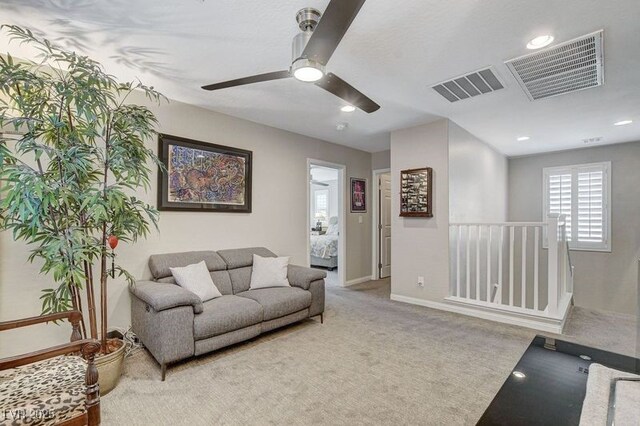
[344,275,373,287]
[390,293,565,334]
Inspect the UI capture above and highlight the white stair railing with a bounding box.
[449,214,573,320]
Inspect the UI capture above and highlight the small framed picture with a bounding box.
[400,167,433,217]
[350,178,367,213]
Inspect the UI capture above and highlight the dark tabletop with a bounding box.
[477,335,640,426]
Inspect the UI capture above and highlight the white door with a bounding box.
[379,173,392,278]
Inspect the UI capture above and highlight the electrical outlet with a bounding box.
[417,276,425,287]
[358,216,363,224]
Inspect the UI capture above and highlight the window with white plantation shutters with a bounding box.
[547,172,572,239]
[577,167,604,244]
[543,162,611,251]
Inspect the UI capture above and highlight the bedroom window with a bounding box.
[542,161,611,251]
[314,190,329,222]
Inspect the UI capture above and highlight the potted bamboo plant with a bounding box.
[0,25,164,394]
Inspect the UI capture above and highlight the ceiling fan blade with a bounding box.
[301,0,366,66]
[315,73,380,113]
[202,70,290,91]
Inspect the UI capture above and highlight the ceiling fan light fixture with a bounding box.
[341,105,356,112]
[201,1,380,113]
[291,58,325,82]
[294,66,324,82]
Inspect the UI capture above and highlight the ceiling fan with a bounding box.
[201,0,380,113]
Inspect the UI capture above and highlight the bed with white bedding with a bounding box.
[310,217,339,270]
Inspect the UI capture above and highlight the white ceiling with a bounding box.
[2,0,640,156]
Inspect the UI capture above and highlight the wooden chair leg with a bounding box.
[320,313,324,324]
[82,341,101,426]
[161,363,167,381]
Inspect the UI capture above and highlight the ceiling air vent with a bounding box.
[505,30,604,101]
[431,67,504,102]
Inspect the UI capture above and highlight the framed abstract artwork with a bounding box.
[350,178,367,213]
[157,134,252,212]
[400,167,433,217]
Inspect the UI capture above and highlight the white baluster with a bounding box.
[456,226,461,297]
[509,226,514,306]
[547,215,560,316]
[486,226,492,302]
[476,225,481,300]
[534,227,540,310]
[466,225,471,299]
[497,226,503,304]
[521,227,527,308]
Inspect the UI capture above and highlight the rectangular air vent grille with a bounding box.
[505,30,604,101]
[431,67,504,102]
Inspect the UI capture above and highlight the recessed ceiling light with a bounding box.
[512,371,526,379]
[517,136,530,141]
[341,105,356,113]
[527,35,554,50]
[614,120,633,126]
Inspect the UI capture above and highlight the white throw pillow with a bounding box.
[250,255,291,289]
[170,261,222,302]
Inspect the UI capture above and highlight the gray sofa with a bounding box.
[130,247,326,380]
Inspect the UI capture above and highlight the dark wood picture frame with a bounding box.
[157,134,252,213]
[400,167,433,217]
[350,177,367,213]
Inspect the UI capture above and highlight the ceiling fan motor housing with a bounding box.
[296,7,321,31]
[291,8,325,78]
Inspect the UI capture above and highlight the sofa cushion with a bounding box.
[209,270,234,295]
[237,287,312,321]
[193,295,263,340]
[249,255,290,289]
[149,251,227,280]
[217,247,276,269]
[170,261,223,302]
[228,266,253,294]
[156,270,233,295]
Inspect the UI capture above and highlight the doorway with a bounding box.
[307,159,346,287]
[372,169,391,279]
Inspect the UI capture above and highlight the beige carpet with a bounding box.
[102,279,636,425]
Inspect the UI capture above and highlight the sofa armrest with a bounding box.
[130,281,203,314]
[287,265,326,290]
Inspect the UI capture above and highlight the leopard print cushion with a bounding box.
[0,355,86,426]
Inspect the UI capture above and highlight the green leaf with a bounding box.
[0,25,164,331]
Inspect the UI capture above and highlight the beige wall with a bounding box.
[448,122,508,223]
[372,149,391,170]
[508,141,640,315]
[0,92,373,356]
[390,120,450,301]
